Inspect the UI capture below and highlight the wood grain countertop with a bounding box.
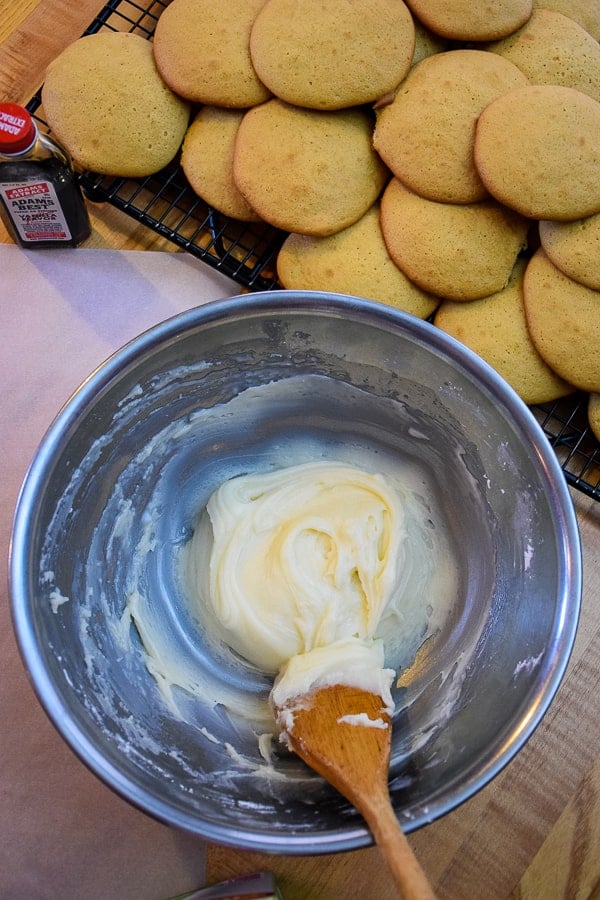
[1,3,599,898]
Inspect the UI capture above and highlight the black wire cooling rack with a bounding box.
[25,0,600,503]
[533,394,599,501]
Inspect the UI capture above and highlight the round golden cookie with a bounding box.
[403,0,533,40]
[181,108,261,222]
[233,99,389,237]
[277,204,439,318]
[153,0,271,107]
[539,212,600,291]
[434,259,573,404]
[379,178,529,301]
[373,50,529,204]
[249,0,415,110]
[533,0,600,42]
[41,32,190,177]
[588,393,600,441]
[485,9,600,103]
[474,85,600,221]
[523,249,600,392]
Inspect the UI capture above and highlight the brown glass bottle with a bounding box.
[0,103,91,248]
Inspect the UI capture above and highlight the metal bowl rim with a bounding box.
[9,289,582,851]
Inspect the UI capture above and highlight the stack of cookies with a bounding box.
[41,0,600,427]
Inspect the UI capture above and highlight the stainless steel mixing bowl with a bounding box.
[10,291,581,853]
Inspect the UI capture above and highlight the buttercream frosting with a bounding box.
[188,461,414,716]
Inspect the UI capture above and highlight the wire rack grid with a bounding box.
[24,0,600,503]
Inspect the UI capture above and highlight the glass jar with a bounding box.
[0,102,91,248]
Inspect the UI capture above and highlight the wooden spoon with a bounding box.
[275,683,436,900]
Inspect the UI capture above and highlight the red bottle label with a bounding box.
[0,177,72,241]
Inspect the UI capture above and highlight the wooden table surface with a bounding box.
[1,3,599,898]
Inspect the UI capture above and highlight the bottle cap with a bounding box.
[0,103,37,154]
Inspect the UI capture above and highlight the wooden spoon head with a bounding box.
[276,684,437,899]
[275,683,392,810]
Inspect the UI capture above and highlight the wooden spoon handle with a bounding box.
[359,792,436,900]
[278,685,436,897]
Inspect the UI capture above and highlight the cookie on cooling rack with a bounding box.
[474,84,600,221]
[379,178,528,301]
[373,50,528,204]
[402,0,533,40]
[153,0,271,107]
[233,99,389,237]
[539,212,600,291]
[181,108,261,222]
[532,0,600,41]
[277,204,439,318]
[434,258,574,404]
[41,32,190,177]
[523,249,600,392]
[485,9,600,103]
[249,0,415,110]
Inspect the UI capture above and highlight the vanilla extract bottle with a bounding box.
[0,102,91,248]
